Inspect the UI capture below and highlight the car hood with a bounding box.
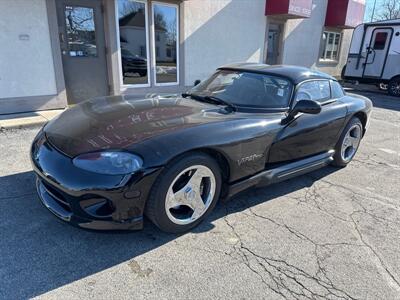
[44,95,224,157]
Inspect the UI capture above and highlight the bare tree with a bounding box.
[375,0,400,21]
[166,17,177,45]
[119,1,143,18]
[154,12,167,30]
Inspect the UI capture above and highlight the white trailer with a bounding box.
[343,19,400,96]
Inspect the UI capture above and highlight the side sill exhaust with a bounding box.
[227,150,335,198]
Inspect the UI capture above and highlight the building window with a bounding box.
[140,45,146,57]
[319,31,341,61]
[65,6,97,57]
[117,0,150,86]
[116,0,179,88]
[152,3,179,85]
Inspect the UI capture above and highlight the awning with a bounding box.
[325,0,366,28]
[265,0,312,19]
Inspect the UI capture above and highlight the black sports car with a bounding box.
[31,63,372,233]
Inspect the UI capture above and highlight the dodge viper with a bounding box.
[31,63,372,233]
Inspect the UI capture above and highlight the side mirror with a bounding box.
[292,99,321,115]
[282,100,321,124]
[194,79,201,86]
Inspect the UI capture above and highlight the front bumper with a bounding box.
[31,130,162,230]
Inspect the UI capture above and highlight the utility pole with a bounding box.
[370,0,377,22]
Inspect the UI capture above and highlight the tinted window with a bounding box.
[295,80,330,102]
[190,70,292,108]
[330,80,345,98]
[65,6,97,57]
[373,32,388,50]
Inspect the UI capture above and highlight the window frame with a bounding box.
[293,79,332,105]
[151,1,180,87]
[329,80,345,99]
[319,31,342,62]
[115,0,151,89]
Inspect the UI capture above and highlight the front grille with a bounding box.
[42,181,71,212]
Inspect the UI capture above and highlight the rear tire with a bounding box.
[332,117,363,167]
[388,77,400,97]
[145,152,222,233]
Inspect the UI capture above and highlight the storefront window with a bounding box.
[65,6,97,57]
[319,31,341,61]
[152,3,178,85]
[117,0,149,85]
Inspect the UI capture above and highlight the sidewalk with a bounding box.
[0,109,65,130]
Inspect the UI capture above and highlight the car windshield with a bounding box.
[189,70,293,109]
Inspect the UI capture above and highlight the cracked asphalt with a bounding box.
[1,91,399,299]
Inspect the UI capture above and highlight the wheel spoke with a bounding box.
[187,169,207,192]
[166,189,189,210]
[191,193,206,219]
[348,136,359,147]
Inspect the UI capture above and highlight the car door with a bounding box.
[363,28,393,78]
[268,80,347,163]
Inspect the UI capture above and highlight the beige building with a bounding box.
[0,0,365,114]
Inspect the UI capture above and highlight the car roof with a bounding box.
[218,63,336,84]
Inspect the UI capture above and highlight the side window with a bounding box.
[295,80,331,102]
[330,80,345,98]
[373,32,388,50]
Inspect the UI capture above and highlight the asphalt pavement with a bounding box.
[0,91,399,299]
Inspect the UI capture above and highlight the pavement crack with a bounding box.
[222,206,358,300]
[349,204,400,291]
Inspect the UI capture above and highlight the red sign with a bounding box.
[265,0,313,19]
[325,0,365,28]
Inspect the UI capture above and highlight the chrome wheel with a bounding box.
[341,124,362,162]
[165,165,216,225]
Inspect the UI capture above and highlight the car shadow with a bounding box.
[0,166,338,298]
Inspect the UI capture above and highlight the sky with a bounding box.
[364,0,386,22]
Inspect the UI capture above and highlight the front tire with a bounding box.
[332,117,363,167]
[145,152,222,233]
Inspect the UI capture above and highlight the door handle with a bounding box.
[59,32,65,43]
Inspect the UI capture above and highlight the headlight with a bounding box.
[72,151,143,175]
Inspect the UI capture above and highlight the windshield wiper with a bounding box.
[182,93,236,112]
[182,93,205,102]
[181,93,192,98]
[203,96,237,112]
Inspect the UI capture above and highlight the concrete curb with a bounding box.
[0,109,64,130]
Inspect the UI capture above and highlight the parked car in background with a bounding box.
[121,48,147,77]
[31,63,372,233]
[342,19,400,96]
